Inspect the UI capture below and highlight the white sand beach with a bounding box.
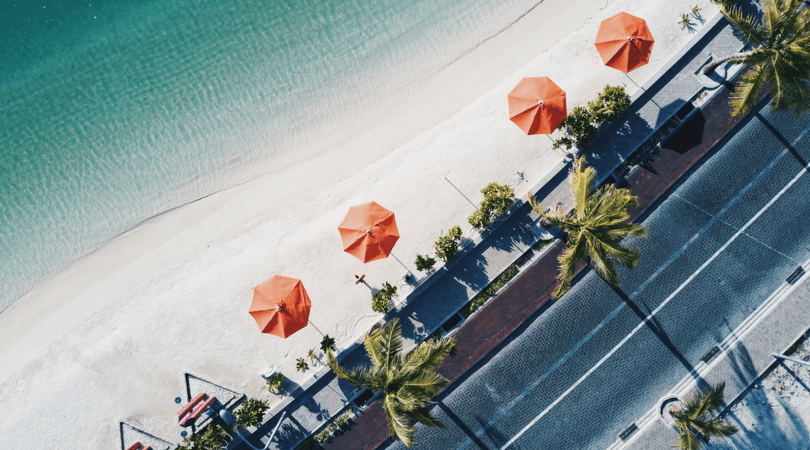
[0,0,717,447]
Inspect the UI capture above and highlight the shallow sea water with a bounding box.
[0,0,542,310]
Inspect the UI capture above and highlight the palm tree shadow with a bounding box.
[472,416,523,450]
[608,283,704,384]
[436,401,490,450]
[721,359,810,449]
[725,341,759,386]
[782,362,810,394]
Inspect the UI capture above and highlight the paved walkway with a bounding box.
[621,268,810,450]
[233,12,751,450]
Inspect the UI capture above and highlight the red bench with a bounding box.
[180,395,217,427]
[124,443,141,450]
[177,393,207,422]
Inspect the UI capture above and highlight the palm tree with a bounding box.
[326,318,456,447]
[528,156,647,298]
[702,0,810,117]
[670,382,738,449]
[296,357,309,373]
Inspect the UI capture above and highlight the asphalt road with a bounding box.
[384,103,810,450]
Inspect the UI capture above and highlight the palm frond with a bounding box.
[383,395,418,447]
[778,79,810,116]
[699,382,728,413]
[398,371,451,397]
[553,235,588,298]
[680,385,711,418]
[399,336,456,375]
[570,156,596,221]
[588,228,644,267]
[389,387,427,411]
[407,405,447,429]
[528,193,572,230]
[674,428,702,450]
[762,0,782,41]
[376,319,403,378]
[603,221,648,241]
[701,418,739,438]
[365,327,388,368]
[326,349,380,390]
[731,64,768,117]
[723,5,765,45]
[582,234,621,286]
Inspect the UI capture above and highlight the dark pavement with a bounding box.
[382,95,810,449]
[253,13,756,450]
[321,31,763,450]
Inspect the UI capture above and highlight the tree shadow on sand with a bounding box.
[718,357,810,449]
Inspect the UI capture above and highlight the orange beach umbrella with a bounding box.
[508,77,567,135]
[338,201,400,263]
[249,275,312,338]
[594,12,654,73]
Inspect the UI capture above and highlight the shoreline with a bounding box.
[0,0,601,383]
[0,0,717,447]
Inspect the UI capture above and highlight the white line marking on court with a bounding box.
[500,162,810,450]
[610,258,810,450]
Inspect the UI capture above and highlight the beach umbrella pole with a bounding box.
[390,252,412,275]
[624,72,660,108]
[308,320,324,337]
[444,171,479,210]
[545,134,569,159]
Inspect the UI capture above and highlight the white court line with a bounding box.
[500,162,810,450]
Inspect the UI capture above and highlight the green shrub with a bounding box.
[307,348,318,364]
[300,437,316,450]
[462,264,520,316]
[334,414,349,427]
[296,357,309,373]
[468,182,516,230]
[371,282,398,314]
[234,398,270,429]
[265,372,285,394]
[414,253,436,272]
[177,423,229,450]
[434,226,463,263]
[315,430,331,443]
[554,85,631,152]
[320,334,336,353]
[327,422,338,433]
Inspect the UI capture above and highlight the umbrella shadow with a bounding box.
[661,109,706,155]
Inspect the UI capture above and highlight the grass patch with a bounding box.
[532,238,554,252]
[785,328,810,356]
[461,264,519,317]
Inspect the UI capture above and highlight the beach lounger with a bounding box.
[260,365,276,379]
[142,447,152,450]
[180,395,218,427]
[177,393,207,422]
[124,443,141,450]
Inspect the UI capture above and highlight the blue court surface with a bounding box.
[385,104,810,450]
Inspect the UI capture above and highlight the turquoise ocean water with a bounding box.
[0,0,541,310]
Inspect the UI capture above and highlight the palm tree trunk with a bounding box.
[702,50,755,75]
